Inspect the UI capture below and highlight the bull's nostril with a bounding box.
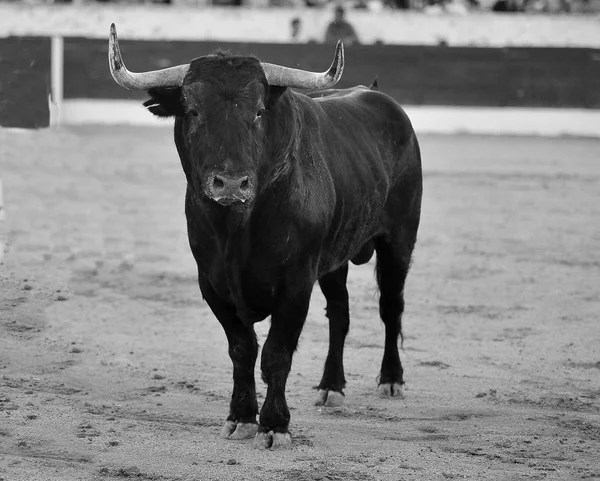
[213,177,224,190]
[239,178,249,191]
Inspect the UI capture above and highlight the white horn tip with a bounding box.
[329,40,345,82]
[108,23,123,73]
[336,40,344,60]
[109,23,118,46]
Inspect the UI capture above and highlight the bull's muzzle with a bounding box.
[206,173,254,206]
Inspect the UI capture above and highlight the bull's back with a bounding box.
[314,88,417,176]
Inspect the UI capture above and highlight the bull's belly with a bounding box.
[318,211,385,275]
[199,215,383,321]
[318,232,380,276]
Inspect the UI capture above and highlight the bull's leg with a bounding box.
[199,279,259,440]
[314,263,349,407]
[374,225,417,398]
[254,285,312,450]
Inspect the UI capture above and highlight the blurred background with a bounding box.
[0,0,599,129]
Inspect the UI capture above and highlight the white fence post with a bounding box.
[50,35,64,127]
[0,179,5,264]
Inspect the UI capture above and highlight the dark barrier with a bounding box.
[64,38,600,108]
[0,37,51,128]
[1,37,599,128]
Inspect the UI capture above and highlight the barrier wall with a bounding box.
[0,37,50,129]
[63,38,600,109]
[2,36,599,133]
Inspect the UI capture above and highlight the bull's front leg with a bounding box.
[199,280,259,440]
[254,284,312,450]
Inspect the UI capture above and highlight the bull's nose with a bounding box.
[208,173,253,204]
[212,174,249,192]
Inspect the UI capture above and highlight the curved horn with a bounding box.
[260,41,344,90]
[108,23,190,91]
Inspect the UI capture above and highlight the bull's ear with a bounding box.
[143,87,185,117]
[266,86,287,109]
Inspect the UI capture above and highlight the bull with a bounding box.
[108,24,422,449]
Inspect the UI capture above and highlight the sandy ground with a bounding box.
[0,126,599,481]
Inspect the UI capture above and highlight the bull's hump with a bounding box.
[312,85,370,102]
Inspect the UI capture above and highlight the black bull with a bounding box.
[108,25,422,449]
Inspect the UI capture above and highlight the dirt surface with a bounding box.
[1,126,599,480]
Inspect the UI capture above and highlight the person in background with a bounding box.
[290,17,302,43]
[492,0,522,10]
[324,6,360,45]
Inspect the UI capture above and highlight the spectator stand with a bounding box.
[8,0,600,11]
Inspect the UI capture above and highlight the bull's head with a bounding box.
[108,24,344,207]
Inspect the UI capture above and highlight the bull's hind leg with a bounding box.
[315,263,350,407]
[374,223,418,398]
[199,279,259,440]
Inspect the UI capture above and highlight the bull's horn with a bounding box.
[260,41,344,90]
[108,23,189,90]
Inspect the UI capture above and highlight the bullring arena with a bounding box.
[1,3,599,480]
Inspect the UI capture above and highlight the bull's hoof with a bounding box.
[272,432,292,449]
[220,420,258,440]
[253,430,292,450]
[220,420,236,439]
[378,383,404,398]
[253,431,272,449]
[315,389,345,407]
